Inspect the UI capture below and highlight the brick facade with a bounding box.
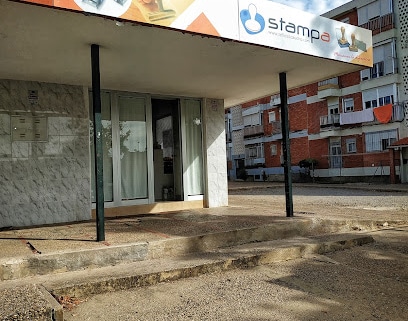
[226,0,407,183]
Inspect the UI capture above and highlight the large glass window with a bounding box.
[362,85,395,109]
[118,96,148,200]
[358,0,393,25]
[361,40,397,80]
[330,141,342,168]
[365,129,397,152]
[90,91,113,202]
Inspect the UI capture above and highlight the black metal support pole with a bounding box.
[91,44,105,241]
[279,72,294,217]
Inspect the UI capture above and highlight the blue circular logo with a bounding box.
[240,4,265,35]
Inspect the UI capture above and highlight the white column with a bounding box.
[203,98,228,207]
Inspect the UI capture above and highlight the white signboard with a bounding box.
[22,0,373,66]
[237,1,372,66]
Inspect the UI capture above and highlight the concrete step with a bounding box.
[0,232,374,321]
[0,218,388,282]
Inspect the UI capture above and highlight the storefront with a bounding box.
[0,0,372,229]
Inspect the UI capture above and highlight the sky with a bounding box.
[270,0,353,15]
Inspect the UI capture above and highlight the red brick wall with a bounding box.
[340,92,363,113]
[363,152,390,168]
[263,108,280,136]
[290,137,309,165]
[334,9,358,26]
[308,100,327,135]
[289,102,308,132]
[341,134,364,168]
[309,139,329,168]
[289,83,317,98]
[339,71,360,88]
[264,141,282,167]
[241,96,270,109]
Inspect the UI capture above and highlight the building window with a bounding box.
[379,95,393,106]
[270,144,277,156]
[363,85,395,109]
[371,61,384,78]
[343,98,354,113]
[365,100,378,109]
[365,129,397,152]
[243,113,261,127]
[357,0,393,25]
[346,138,357,153]
[330,141,342,168]
[360,40,397,81]
[245,143,264,166]
[268,111,276,123]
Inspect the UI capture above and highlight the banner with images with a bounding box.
[20,0,372,67]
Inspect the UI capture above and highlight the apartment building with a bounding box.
[226,0,408,184]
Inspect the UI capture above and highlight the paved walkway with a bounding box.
[0,182,407,320]
[0,182,406,265]
[228,181,408,193]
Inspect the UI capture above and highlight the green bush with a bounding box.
[299,158,318,169]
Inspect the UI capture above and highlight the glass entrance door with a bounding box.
[181,99,204,199]
[90,92,151,207]
[118,95,148,200]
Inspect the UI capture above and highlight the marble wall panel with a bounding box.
[0,161,12,182]
[11,142,31,158]
[0,135,11,158]
[0,114,10,135]
[0,204,12,228]
[43,136,60,156]
[0,79,91,228]
[203,98,228,208]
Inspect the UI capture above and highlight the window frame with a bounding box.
[343,98,355,113]
[346,138,357,153]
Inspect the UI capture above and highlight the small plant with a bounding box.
[236,168,248,181]
[299,158,318,169]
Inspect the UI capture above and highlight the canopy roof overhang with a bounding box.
[389,137,408,149]
[0,0,366,108]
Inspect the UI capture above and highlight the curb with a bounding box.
[1,219,395,281]
[47,234,374,299]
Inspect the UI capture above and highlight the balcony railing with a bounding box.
[318,77,339,89]
[245,157,265,167]
[320,114,340,128]
[391,103,405,122]
[369,103,405,124]
[359,13,394,34]
[271,121,282,134]
[243,125,264,137]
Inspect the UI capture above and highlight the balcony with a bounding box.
[245,157,265,167]
[361,58,398,81]
[365,103,405,125]
[359,13,394,35]
[243,125,264,137]
[271,121,282,134]
[317,77,341,99]
[320,114,340,128]
[391,103,405,122]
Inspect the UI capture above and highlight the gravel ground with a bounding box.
[64,187,408,321]
[0,285,56,321]
[64,227,408,321]
[228,186,408,220]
